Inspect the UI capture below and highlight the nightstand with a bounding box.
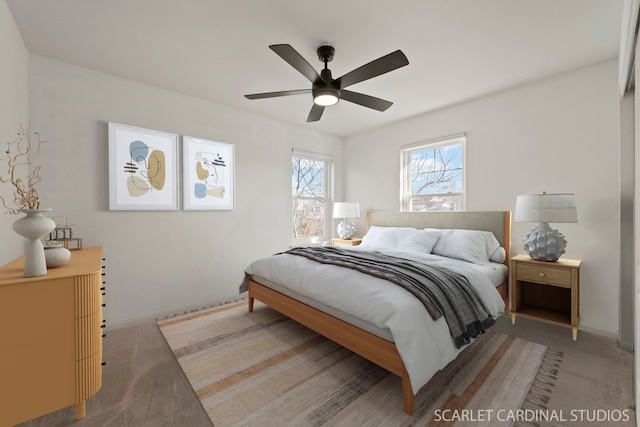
[510,254,581,340]
[331,238,362,246]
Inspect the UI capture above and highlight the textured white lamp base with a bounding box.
[336,219,356,239]
[523,222,567,262]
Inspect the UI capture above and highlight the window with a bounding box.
[292,150,333,244]
[401,134,465,211]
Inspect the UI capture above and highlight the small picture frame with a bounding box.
[108,122,179,210]
[183,136,234,210]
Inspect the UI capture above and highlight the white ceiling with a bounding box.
[7,0,625,137]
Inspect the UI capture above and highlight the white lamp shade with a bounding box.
[515,193,577,223]
[333,202,360,219]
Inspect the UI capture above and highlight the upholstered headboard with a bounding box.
[366,210,512,264]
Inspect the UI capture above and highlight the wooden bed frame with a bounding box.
[247,210,511,415]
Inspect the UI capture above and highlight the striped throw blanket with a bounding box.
[283,246,495,348]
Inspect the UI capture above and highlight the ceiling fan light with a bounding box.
[314,94,339,106]
[313,88,339,106]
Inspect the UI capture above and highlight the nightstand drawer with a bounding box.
[516,264,571,287]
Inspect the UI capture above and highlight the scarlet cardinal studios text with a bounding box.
[433,409,632,423]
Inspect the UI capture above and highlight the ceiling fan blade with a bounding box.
[336,50,409,89]
[245,89,311,100]
[307,103,325,122]
[341,90,393,111]
[269,44,324,84]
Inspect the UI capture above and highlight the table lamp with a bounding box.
[333,202,360,239]
[514,192,577,262]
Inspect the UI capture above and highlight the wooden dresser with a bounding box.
[0,246,103,426]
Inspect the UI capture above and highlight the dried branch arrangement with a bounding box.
[0,125,46,214]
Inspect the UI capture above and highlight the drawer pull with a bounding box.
[538,272,545,278]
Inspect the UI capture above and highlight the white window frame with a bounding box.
[400,133,466,211]
[292,149,334,246]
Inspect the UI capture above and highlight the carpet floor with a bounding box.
[158,301,555,426]
[16,301,635,426]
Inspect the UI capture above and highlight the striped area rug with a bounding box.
[158,300,552,426]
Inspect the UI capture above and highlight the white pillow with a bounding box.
[396,229,442,253]
[490,247,506,263]
[359,226,417,250]
[432,229,502,264]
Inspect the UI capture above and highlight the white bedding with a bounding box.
[471,260,508,287]
[244,246,506,396]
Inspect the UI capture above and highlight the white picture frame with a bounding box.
[182,136,234,210]
[108,122,179,210]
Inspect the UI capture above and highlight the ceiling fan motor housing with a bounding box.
[317,45,335,63]
[313,68,340,105]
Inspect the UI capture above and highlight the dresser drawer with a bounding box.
[516,263,571,287]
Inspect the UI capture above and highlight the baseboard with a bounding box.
[579,324,625,343]
[106,293,248,330]
[618,338,634,352]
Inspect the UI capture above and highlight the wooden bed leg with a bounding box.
[402,372,414,415]
[248,294,254,313]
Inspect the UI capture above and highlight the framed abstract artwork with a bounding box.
[183,136,235,210]
[108,122,179,210]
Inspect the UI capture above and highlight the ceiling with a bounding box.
[7,0,625,137]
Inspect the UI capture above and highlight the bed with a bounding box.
[242,210,511,415]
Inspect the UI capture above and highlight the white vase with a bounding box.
[44,244,71,268]
[12,209,56,277]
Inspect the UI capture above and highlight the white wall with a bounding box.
[345,60,621,337]
[27,55,343,326]
[2,9,623,336]
[0,0,29,262]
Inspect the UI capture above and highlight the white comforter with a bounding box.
[244,246,505,395]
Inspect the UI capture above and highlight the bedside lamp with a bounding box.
[514,192,577,262]
[333,202,360,239]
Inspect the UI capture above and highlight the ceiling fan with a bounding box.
[245,44,409,122]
